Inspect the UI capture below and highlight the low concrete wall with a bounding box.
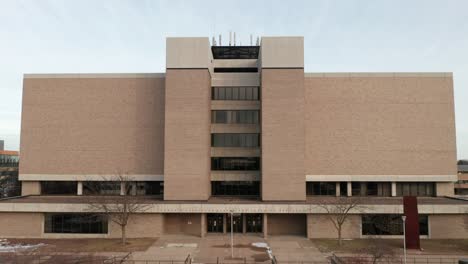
[164,213,201,236]
[307,214,361,239]
[268,214,306,236]
[429,215,468,239]
[109,213,164,238]
[0,212,43,238]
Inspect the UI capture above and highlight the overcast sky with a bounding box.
[0,0,467,159]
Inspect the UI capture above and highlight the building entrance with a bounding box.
[227,214,243,233]
[246,214,262,233]
[207,214,224,233]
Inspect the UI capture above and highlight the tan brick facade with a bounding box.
[261,69,306,201]
[164,69,211,200]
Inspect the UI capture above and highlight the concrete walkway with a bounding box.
[131,234,330,263]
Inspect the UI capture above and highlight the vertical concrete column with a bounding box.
[263,214,268,238]
[391,182,397,197]
[223,214,227,234]
[77,181,83,196]
[242,214,247,233]
[335,182,341,197]
[347,182,352,197]
[201,213,207,238]
[120,182,125,196]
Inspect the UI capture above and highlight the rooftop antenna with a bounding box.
[250,34,253,46]
[229,31,232,46]
[234,32,236,46]
[219,34,222,46]
[256,37,260,46]
[212,36,216,46]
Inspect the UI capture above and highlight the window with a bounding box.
[44,213,108,234]
[340,182,348,196]
[351,182,391,196]
[211,133,260,147]
[211,181,260,196]
[212,87,259,100]
[306,182,336,196]
[211,110,259,124]
[362,214,428,236]
[396,183,435,197]
[212,157,260,171]
[83,181,120,195]
[135,181,164,196]
[41,181,77,195]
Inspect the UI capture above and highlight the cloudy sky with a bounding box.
[0,0,467,159]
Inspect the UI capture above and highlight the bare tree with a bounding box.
[316,197,367,246]
[85,174,151,245]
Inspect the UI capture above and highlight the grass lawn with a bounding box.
[311,239,468,255]
[6,238,157,253]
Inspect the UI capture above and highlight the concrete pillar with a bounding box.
[347,182,352,197]
[21,181,41,196]
[77,181,83,195]
[391,182,397,197]
[120,182,125,196]
[242,214,247,233]
[201,213,207,238]
[263,213,268,238]
[223,214,227,233]
[335,182,341,197]
[436,182,455,196]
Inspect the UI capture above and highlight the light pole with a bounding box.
[230,210,234,258]
[401,215,407,264]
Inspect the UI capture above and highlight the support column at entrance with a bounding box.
[223,214,227,233]
[242,214,247,233]
[77,181,83,195]
[263,214,268,238]
[391,182,397,197]
[335,182,340,197]
[201,213,206,238]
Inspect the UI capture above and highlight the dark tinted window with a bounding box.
[362,214,428,236]
[212,87,259,100]
[306,182,336,196]
[212,157,260,171]
[351,182,391,196]
[45,213,108,234]
[135,181,164,196]
[211,133,260,147]
[41,181,77,195]
[396,182,435,197]
[83,181,120,195]
[211,181,260,196]
[211,110,259,124]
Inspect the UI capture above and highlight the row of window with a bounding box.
[211,157,260,171]
[211,181,260,196]
[44,213,108,234]
[362,215,428,236]
[212,87,259,101]
[40,181,164,196]
[211,133,260,147]
[306,182,436,197]
[0,154,19,167]
[211,110,259,124]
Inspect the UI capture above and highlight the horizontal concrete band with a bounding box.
[306,175,457,182]
[19,174,164,181]
[24,73,165,79]
[0,202,466,214]
[305,72,453,78]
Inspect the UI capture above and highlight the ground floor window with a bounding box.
[207,213,263,233]
[396,182,435,197]
[44,213,108,234]
[362,214,428,236]
[246,214,262,233]
[41,181,77,195]
[211,181,260,196]
[306,182,336,196]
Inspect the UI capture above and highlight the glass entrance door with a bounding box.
[207,214,224,233]
[226,214,243,233]
[246,214,262,233]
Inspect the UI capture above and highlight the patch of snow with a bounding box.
[166,243,197,248]
[251,242,269,248]
[0,239,45,252]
